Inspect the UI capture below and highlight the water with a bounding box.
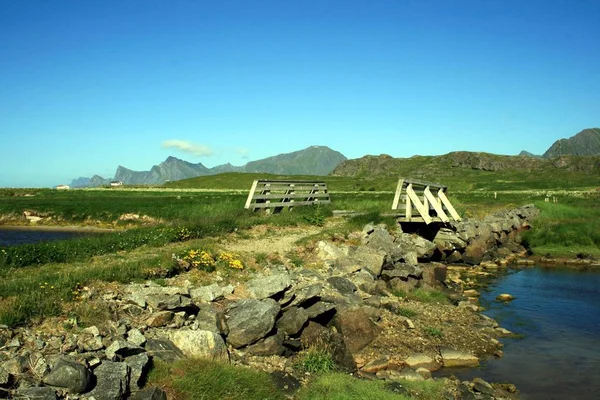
[445,267,600,400]
[0,227,90,247]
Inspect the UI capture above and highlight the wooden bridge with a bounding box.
[391,178,461,224]
[244,180,330,213]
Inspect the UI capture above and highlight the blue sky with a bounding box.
[1,0,599,187]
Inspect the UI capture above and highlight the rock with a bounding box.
[0,365,10,386]
[496,293,515,302]
[146,311,174,327]
[303,301,335,320]
[287,284,323,307]
[300,322,356,372]
[463,289,480,297]
[145,339,185,362]
[276,307,309,336]
[226,299,280,348]
[125,283,189,297]
[395,368,425,381]
[145,294,191,311]
[85,361,130,400]
[332,308,378,353]
[395,233,436,261]
[380,264,423,281]
[127,329,147,347]
[169,330,229,361]
[360,358,389,374]
[495,327,516,337]
[246,273,292,299]
[463,237,493,265]
[404,354,442,371]
[43,358,92,394]
[105,339,145,360]
[130,387,168,400]
[189,284,234,302]
[434,228,468,252]
[327,277,357,295]
[348,246,387,277]
[3,355,27,375]
[440,348,479,367]
[316,241,348,260]
[14,387,58,400]
[416,367,432,379]
[125,353,150,392]
[244,333,285,356]
[421,263,447,287]
[28,352,49,378]
[77,334,104,352]
[472,377,495,395]
[195,307,229,335]
[445,250,463,263]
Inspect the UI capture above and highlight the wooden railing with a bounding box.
[244,180,330,212]
[391,178,461,224]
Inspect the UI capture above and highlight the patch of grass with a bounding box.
[407,288,450,304]
[297,348,336,374]
[295,372,445,400]
[287,251,305,268]
[424,326,443,338]
[254,252,269,265]
[397,307,418,318]
[147,358,283,400]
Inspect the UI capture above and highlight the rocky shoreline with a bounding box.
[0,205,553,399]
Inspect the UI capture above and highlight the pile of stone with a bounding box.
[0,206,537,399]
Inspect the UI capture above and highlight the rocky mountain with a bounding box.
[71,146,347,187]
[543,128,600,158]
[244,146,347,175]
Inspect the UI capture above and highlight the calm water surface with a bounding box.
[444,267,600,400]
[0,227,90,247]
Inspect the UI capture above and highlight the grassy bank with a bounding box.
[147,358,445,400]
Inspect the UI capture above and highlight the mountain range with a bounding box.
[519,128,600,158]
[71,146,347,187]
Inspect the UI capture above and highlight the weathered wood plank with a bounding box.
[391,178,404,210]
[406,184,432,224]
[251,193,330,200]
[244,180,259,209]
[251,200,331,208]
[424,187,449,223]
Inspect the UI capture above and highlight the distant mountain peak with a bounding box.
[543,128,600,158]
[70,146,347,187]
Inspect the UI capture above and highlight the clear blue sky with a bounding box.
[1,0,599,187]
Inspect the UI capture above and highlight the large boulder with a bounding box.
[125,353,150,392]
[85,361,130,400]
[440,348,479,367]
[276,307,309,336]
[332,308,379,353]
[434,228,468,252]
[347,246,386,277]
[43,358,92,394]
[300,322,356,372]
[169,330,229,361]
[144,339,185,362]
[145,294,191,311]
[395,233,436,261]
[189,284,234,302]
[226,299,280,348]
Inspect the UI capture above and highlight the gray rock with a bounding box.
[145,294,191,311]
[404,354,442,371]
[380,264,423,281]
[472,377,495,395]
[244,332,285,356]
[287,284,323,308]
[434,227,468,252]
[85,361,130,400]
[299,322,356,372]
[127,329,147,347]
[395,233,436,261]
[226,299,280,348]
[315,241,348,260]
[125,283,189,297]
[3,355,27,376]
[125,353,150,392]
[195,306,229,335]
[28,352,49,378]
[303,301,335,320]
[43,358,91,394]
[105,339,145,360]
[327,277,357,295]
[348,246,386,276]
[169,330,229,361]
[130,387,167,400]
[276,307,309,336]
[145,339,185,363]
[246,273,292,299]
[14,387,57,400]
[189,283,233,302]
[0,365,10,385]
[77,334,104,352]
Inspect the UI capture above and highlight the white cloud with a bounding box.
[161,140,214,157]
[236,147,250,159]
